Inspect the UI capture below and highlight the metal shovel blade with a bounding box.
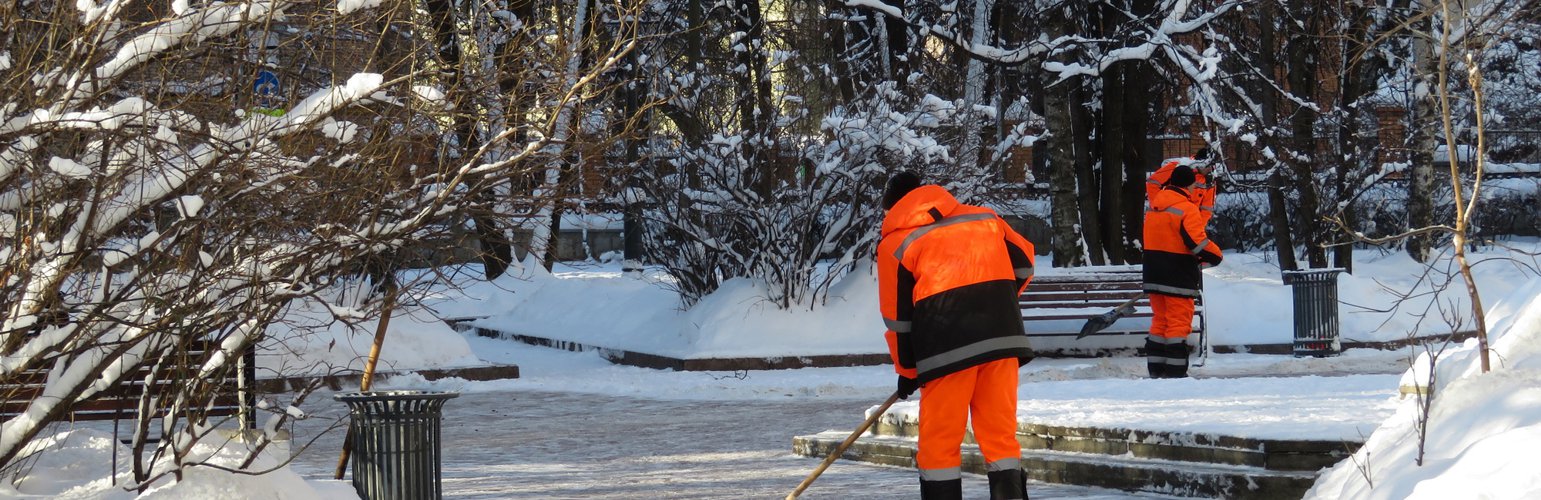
[1076,312,1117,339]
[1076,302,1138,340]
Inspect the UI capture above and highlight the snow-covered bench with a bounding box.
[0,340,257,429]
[1020,266,1206,356]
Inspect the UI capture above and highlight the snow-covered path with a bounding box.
[274,334,1417,498]
[287,389,1172,499]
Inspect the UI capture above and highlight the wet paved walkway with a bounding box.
[288,390,1176,499]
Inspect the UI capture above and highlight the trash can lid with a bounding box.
[332,390,461,402]
[1281,267,1347,276]
[1281,267,1347,283]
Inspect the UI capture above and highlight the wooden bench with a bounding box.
[1020,266,1206,356]
[0,340,258,430]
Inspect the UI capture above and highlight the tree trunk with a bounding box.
[474,0,539,279]
[529,0,593,270]
[954,0,995,200]
[1406,1,1438,263]
[1285,6,1326,268]
[1333,2,1383,274]
[1256,1,1297,270]
[887,0,910,81]
[1121,59,1152,263]
[830,2,859,103]
[1074,86,1103,266]
[1268,167,1298,271]
[1042,9,1084,267]
[423,0,516,279]
[734,0,777,196]
[1099,63,1126,264]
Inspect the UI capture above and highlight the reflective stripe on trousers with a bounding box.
[916,357,1021,478]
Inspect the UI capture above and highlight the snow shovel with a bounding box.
[786,392,902,499]
[1076,293,1144,340]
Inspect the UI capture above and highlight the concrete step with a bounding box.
[793,431,1319,499]
[256,364,521,393]
[869,413,1356,472]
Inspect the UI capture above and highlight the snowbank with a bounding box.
[1305,276,1541,499]
[467,257,886,358]
[462,243,1539,358]
[259,302,480,377]
[0,429,356,499]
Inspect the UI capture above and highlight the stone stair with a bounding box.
[793,414,1358,499]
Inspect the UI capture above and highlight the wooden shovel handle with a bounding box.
[786,392,903,499]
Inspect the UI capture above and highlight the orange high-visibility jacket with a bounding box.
[1143,186,1223,297]
[876,185,1036,383]
[1147,160,1215,214]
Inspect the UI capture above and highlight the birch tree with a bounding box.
[1337,0,1541,379]
[0,0,641,477]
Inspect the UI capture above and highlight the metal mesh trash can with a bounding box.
[1282,269,1345,357]
[334,391,459,500]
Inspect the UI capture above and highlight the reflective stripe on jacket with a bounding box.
[877,185,1036,384]
[1142,186,1222,297]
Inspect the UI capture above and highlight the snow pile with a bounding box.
[464,256,884,358]
[463,244,1538,359]
[0,429,356,499]
[260,302,480,377]
[1306,276,1541,499]
[1206,245,1535,346]
[680,266,880,357]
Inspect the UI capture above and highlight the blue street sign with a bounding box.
[253,70,281,110]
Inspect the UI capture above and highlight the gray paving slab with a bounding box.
[286,390,1180,499]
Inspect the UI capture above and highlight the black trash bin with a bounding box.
[334,390,459,500]
[1282,269,1345,357]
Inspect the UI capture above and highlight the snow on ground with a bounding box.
[433,258,882,358]
[258,301,480,377]
[1013,373,1397,441]
[1306,275,1541,499]
[0,428,355,499]
[3,241,1536,498]
[458,241,1541,360]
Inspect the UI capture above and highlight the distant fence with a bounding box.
[1489,130,1541,164]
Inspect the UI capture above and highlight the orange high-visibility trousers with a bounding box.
[1147,293,1196,378]
[1148,293,1195,340]
[915,357,1021,480]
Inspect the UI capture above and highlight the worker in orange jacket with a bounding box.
[1147,147,1217,219]
[876,172,1036,500]
[1143,165,1222,378]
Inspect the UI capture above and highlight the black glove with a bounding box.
[896,375,919,400]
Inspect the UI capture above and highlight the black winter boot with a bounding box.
[987,468,1027,499]
[919,478,963,500]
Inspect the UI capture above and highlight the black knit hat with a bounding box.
[882,171,923,210]
[1166,165,1196,188]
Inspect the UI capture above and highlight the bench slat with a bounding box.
[1020,291,1147,302]
[1024,282,1143,292]
[1019,268,1205,351]
[1029,312,1156,321]
[1,340,256,426]
[1030,273,1141,283]
[0,397,244,419]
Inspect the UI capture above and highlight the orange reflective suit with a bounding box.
[1147,159,1216,217]
[1142,186,1222,378]
[876,185,1035,488]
